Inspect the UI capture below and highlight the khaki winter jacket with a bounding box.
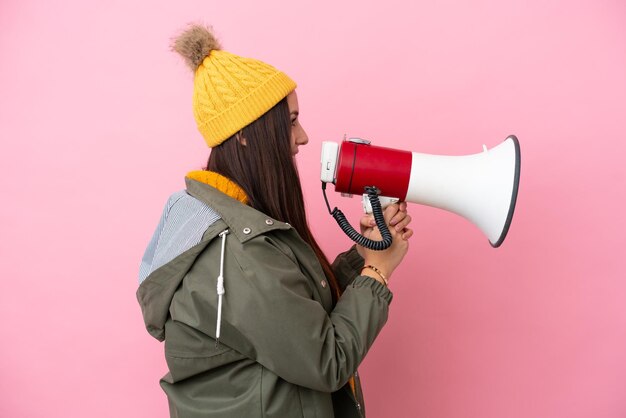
[137,178,393,417]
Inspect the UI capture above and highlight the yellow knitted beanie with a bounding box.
[171,24,297,148]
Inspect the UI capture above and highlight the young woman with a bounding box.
[137,24,413,418]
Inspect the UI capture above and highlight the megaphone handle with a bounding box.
[322,184,393,251]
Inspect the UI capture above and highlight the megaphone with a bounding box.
[320,136,521,249]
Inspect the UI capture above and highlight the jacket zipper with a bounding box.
[354,370,364,417]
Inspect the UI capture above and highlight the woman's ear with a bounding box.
[235,131,247,146]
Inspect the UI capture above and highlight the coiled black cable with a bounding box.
[322,183,393,251]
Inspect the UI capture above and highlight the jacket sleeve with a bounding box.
[212,235,392,392]
[331,245,365,291]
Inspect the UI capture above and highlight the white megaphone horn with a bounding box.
[320,136,521,249]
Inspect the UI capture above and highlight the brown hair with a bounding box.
[207,97,341,301]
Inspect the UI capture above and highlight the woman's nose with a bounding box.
[298,127,309,146]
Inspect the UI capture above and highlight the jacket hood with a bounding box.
[137,179,291,341]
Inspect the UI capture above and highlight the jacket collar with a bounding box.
[185,178,292,243]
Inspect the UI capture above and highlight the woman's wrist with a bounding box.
[361,265,389,286]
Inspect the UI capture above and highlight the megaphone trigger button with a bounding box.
[347,137,371,145]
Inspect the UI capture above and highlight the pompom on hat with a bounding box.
[171,24,297,148]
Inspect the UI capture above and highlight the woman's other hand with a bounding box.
[356,202,413,283]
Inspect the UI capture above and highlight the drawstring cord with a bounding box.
[216,229,229,348]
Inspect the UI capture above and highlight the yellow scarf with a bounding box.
[186,170,248,204]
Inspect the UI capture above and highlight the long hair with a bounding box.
[207,97,341,301]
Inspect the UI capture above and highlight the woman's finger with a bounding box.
[383,203,401,224]
[401,228,414,240]
[389,203,409,226]
[394,214,412,232]
[360,214,375,230]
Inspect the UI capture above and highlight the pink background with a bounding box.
[1,0,625,417]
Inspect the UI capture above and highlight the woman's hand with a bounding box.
[356,202,413,284]
[359,201,413,239]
